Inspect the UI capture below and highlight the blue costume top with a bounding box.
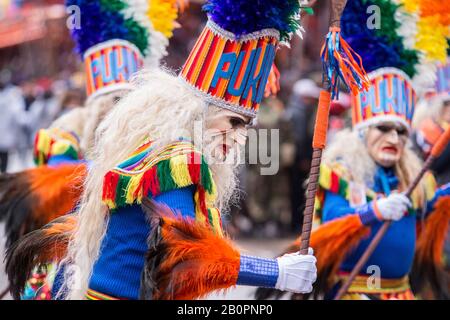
[322,166,435,279]
[88,187,279,299]
[89,186,196,299]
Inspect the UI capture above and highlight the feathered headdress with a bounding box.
[342,0,449,130]
[66,0,187,100]
[179,0,308,118]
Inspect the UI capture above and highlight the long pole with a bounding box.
[299,0,348,254]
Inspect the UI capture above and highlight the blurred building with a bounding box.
[0,0,79,83]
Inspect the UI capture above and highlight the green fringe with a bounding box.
[157,160,177,193]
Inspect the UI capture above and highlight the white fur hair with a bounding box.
[59,68,240,299]
[49,92,124,160]
[323,128,427,205]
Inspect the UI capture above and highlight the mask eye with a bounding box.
[375,125,391,133]
[396,127,408,136]
[230,117,250,129]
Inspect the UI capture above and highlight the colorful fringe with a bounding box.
[264,63,281,98]
[33,128,81,166]
[340,290,415,300]
[141,198,240,300]
[321,27,369,99]
[102,140,222,234]
[86,289,120,300]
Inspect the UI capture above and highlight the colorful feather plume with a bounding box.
[341,0,449,89]
[202,0,305,42]
[5,215,77,300]
[400,0,450,62]
[0,163,86,249]
[341,0,419,78]
[140,198,240,300]
[321,27,370,99]
[66,0,188,66]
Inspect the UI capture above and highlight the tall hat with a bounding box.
[342,0,450,131]
[66,0,187,101]
[179,0,308,118]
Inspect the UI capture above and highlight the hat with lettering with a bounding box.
[179,0,309,118]
[66,0,187,100]
[342,0,449,130]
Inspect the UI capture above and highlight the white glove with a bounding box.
[375,193,412,221]
[275,248,317,294]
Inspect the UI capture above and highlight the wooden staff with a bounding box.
[334,126,450,299]
[299,0,348,254]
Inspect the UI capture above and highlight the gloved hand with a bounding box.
[275,248,317,294]
[375,193,412,221]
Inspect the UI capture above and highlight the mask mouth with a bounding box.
[381,146,398,154]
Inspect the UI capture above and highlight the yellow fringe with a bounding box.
[170,155,192,187]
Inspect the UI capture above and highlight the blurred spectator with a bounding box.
[284,78,320,233]
[413,95,450,184]
[0,75,29,172]
[55,88,84,119]
[230,98,294,238]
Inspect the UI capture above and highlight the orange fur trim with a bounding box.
[142,199,240,300]
[411,196,450,299]
[6,215,77,299]
[416,196,450,266]
[30,163,86,225]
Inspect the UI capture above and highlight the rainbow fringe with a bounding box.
[33,128,81,166]
[321,27,370,99]
[102,141,222,234]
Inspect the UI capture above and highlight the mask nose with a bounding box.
[386,129,399,144]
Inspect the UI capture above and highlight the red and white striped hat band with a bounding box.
[351,68,417,130]
[180,20,280,118]
[84,39,144,100]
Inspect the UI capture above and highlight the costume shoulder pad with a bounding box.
[318,162,352,199]
[33,128,81,166]
[102,140,217,210]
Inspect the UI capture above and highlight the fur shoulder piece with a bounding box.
[33,128,81,166]
[140,198,240,300]
[102,140,217,210]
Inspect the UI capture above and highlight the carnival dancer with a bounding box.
[2,0,188,300]
[414,60,450,184]
[257,0,450,300]
[7,0,318,300]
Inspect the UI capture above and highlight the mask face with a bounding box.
[366,122,409,168]
[205,109,251,161]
